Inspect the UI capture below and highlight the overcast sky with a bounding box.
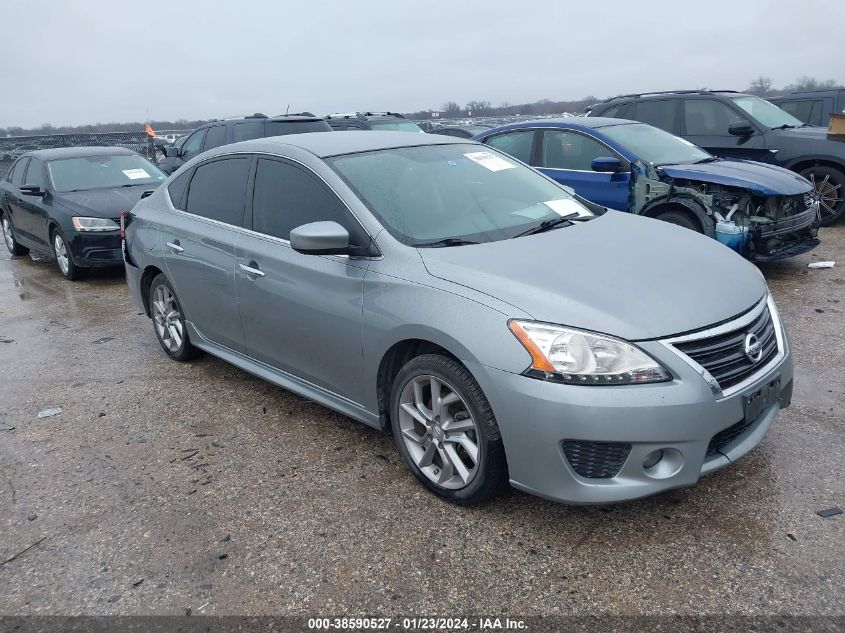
[1,0,843,128]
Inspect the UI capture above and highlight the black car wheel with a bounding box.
[51,228,85,280]
[390,354,508,505]
[801,166,845,225]
[149,273,200,361]
[1,212,29,256]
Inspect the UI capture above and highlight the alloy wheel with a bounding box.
[2,217,14,251]
[152,284,184,352]
[397,374,480,490]
[807,172,843,222]
[53,233,70,275]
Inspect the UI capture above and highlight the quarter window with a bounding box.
[167,169,192,210]
[185,158,251,226]
[684,100,745,136]
[233,121,265,142]
[251,158,362,244]
[203,125,226,151]
[485,131,535,164]
[541,130,618,171]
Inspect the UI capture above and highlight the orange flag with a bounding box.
[145,122,156,137]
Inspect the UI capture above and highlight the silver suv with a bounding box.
[123,132,792,505]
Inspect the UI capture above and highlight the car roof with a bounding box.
[483,117,638,133]
[25,146,139,160]
[214,131,468,159]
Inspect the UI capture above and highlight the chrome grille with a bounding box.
[672,305,778,391]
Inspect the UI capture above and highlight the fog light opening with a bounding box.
[643,450,664,469]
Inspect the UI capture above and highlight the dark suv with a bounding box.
[158,113,332,175]
[587,90,845,224]
[768,89,845,128]
[324,112,424,133]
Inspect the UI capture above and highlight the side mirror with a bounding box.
[290,221,350,255]
[163,145,181,158]
[729,121,755,137]
[591,157,625,173]
[20,183,45,197]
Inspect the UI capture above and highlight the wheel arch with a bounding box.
[784,157,845,175]
[641,198,715,237]
[139,265,165,317]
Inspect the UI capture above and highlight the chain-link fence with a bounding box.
[0,130,190,179]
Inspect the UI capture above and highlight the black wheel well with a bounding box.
[139,265,164,317]
[376,339,460,431]
[790,160,845,177]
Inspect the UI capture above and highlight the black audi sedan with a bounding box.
[0,147,166,279]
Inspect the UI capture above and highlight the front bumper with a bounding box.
[465,317,792,505]
[747,205,820,262]
[66,229,123,268]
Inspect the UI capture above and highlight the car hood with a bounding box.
[659,159,811,196]
[54,185,158,218]
[418,211,767,341]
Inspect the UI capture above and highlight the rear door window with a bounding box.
[267,120,332,135]
[778,100,824,126]
[185,157,251,226]
[203,125,227,151]
[484,130,536,164]
[629,99,677,132]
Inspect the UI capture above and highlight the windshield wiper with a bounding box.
[694,157,720,164]
[415,237,480,248]
[514,213,581,238]
[771,124,797,130]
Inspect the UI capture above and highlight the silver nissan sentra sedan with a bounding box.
[123,132,792,505]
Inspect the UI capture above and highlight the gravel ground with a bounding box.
[0,225,842,619]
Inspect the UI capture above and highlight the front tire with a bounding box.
[1,212,29,256]
[390,354,508,505]
[51,228,85,280]
[800,165,845,225]
[149,273,200,361]
[652,208,703,232]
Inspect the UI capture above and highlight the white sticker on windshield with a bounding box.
[543,198,591,217]
[463,151,515,172]
[122,168,150,180]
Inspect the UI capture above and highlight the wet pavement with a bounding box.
[0,227,843,618]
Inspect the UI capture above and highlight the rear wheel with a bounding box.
[390,354,508,505]
[652,208,703,232]
[51,228,84,280]
[149,273,200,361]
[1,212,29,256]
[800,165,845,225]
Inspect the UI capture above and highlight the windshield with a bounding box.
[601,122,711,166]
[367,120,424,133]
[47,154,166,192]
[732,96,803,128]
[328,144,592,246]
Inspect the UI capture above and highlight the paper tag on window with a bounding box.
[122,168,150,180]
[543,198,590,217]
[463,151,515,172]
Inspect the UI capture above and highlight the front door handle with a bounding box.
[239,263,265,278]
[166,241,184,253]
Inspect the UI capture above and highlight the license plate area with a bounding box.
[744,376,780,422]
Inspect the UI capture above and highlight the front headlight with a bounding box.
[72,217,119,232]
[508,320,671,385]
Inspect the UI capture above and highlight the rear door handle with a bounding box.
[239,263,265,278]
[166,241,184,253]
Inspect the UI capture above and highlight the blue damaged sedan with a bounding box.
[123,132,792,505]
[473,118,820,261]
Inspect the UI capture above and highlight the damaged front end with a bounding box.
[635,164,820,262]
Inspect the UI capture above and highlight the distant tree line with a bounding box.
[0,119,211,138]
[3,75,842,135]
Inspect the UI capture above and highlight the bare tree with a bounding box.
[747,76,774,97]
[440,101,462,115]
[786,76,839,92]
